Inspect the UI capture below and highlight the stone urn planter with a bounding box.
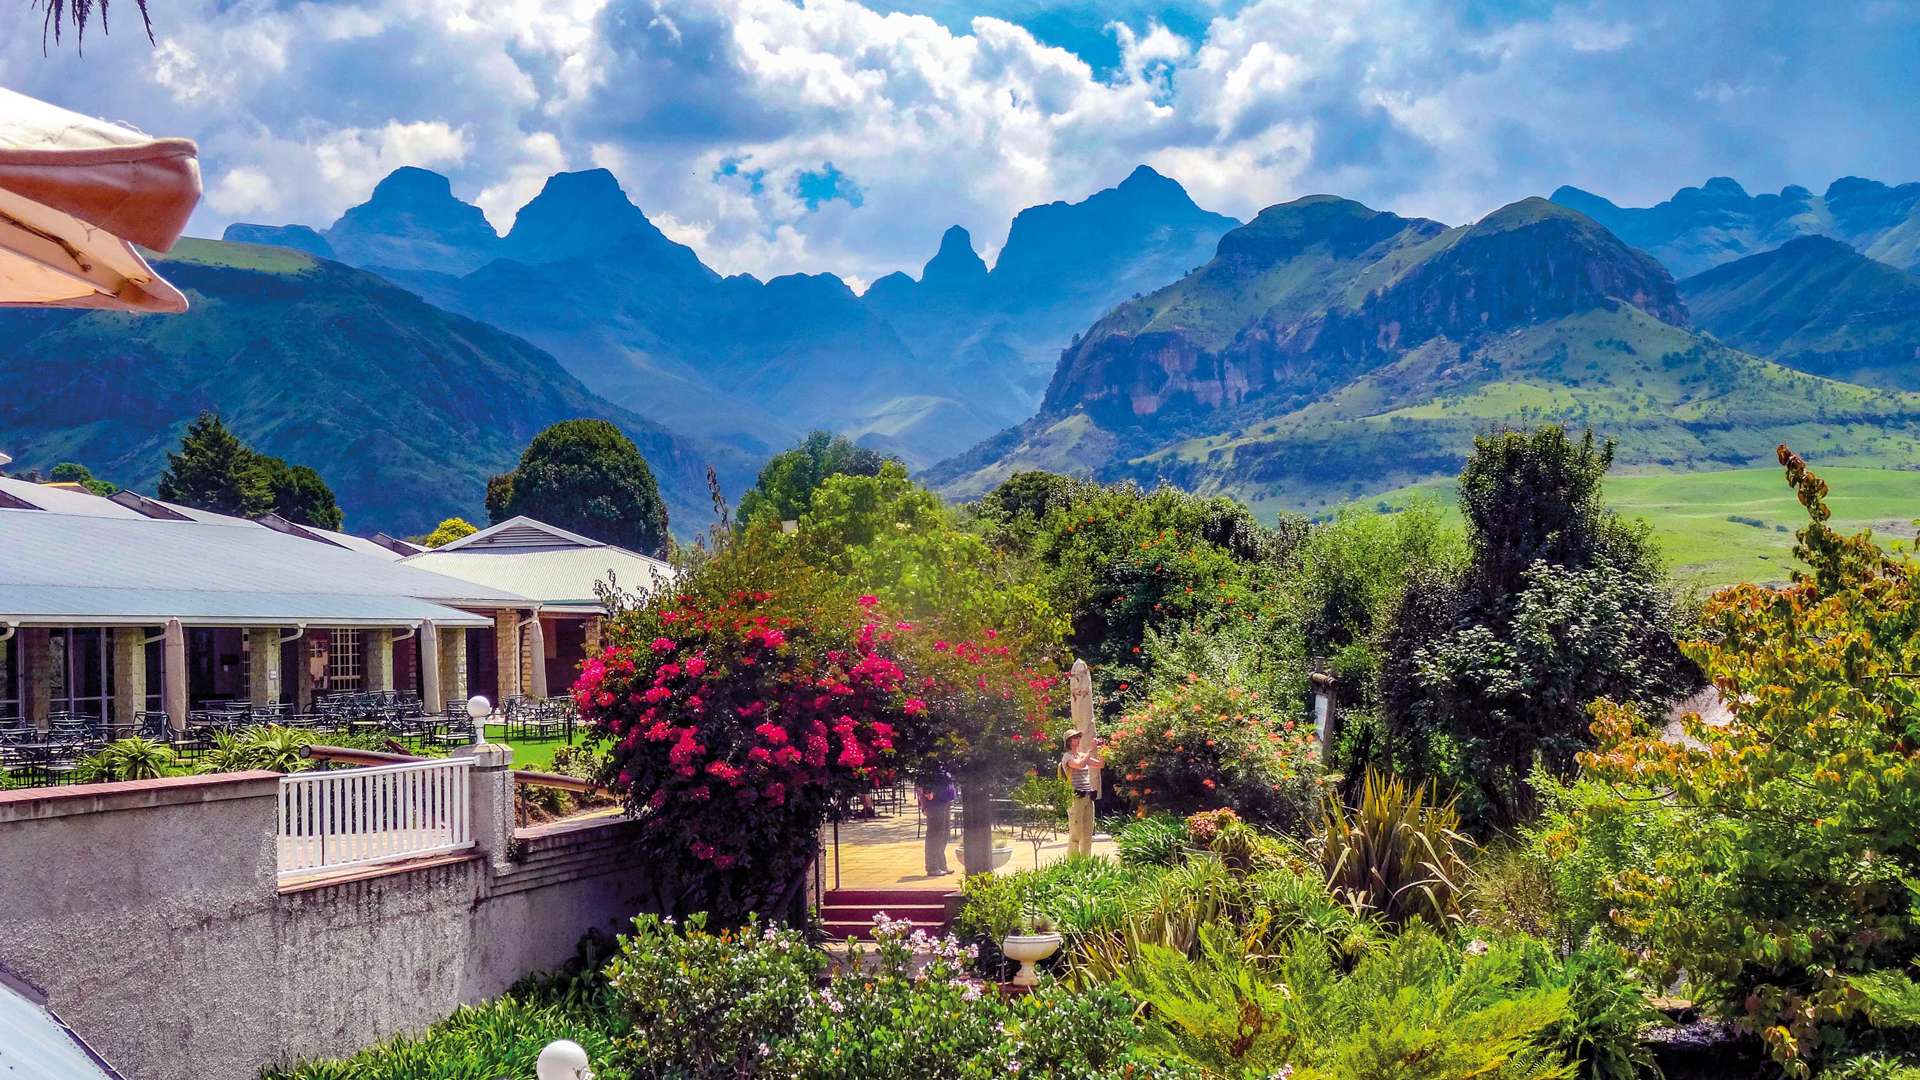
[1000,931,1063,987]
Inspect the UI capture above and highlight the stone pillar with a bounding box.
[365,629,394,693]
[21,628,52,731]
[583,616,603,658]
[493,610,519,705]
[462,742,517,871]
[112,627,147,726]
[438,628,468,705]
[247,628,282,709]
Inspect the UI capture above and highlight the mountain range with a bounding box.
[1551,176,1920,278]
[226,164,1237,466]
[0,239,749,534]
[926,194,1920,515]
[9,163,1919,538]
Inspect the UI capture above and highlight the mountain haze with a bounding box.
[0,239,749,534]
[225,164,1239,466]
[1551,176,1920,277]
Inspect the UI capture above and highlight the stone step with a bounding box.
[818,903,948,926]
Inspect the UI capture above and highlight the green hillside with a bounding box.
[1680,235,1920,388]
[0,238,750,534]
[1377,464,1920,587]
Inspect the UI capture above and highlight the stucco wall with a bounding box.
[0,764,651,1080]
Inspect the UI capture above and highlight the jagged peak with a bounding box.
[1701,176,1749,197]
[922,225,988,286]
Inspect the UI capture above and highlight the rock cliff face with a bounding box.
[1041,196,1686,429]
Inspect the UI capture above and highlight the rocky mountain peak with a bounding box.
[921,226,988,289]
[326,167,500,275]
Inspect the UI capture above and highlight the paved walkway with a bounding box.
[821,811,1116,891]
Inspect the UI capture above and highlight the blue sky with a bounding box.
[3,0,1917,286]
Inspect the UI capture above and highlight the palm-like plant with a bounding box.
[200,725,312,774]
[1318,768,1473,928]
[1119,923,1573,1080]
[36,0,153,50]
[78,735,176,782]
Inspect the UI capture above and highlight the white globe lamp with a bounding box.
[536,1039,594,1080]
[466,694,492,745]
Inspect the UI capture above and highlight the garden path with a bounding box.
[823,813,1115,891]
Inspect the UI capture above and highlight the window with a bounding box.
[327,629,362,690]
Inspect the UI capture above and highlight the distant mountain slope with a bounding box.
[863,165,1239,457]
[0,239,749,535]
[1552,176,1920,277]
[1681,236,1920,389]
[929,196,1920,512]
[225,165,1238,467]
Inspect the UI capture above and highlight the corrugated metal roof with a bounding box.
[0,477,145,519]
[0,505,528,626]
[405,545,674,611]
[0,969,123,1079]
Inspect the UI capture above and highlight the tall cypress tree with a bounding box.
[157,412,271,517]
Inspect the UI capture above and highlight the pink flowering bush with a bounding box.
[578,573,907,920]
[1107,675,1326,835]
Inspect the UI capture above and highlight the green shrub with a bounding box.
[771,915,1187,1078]
[200,725,311,773]
[1319,769,1472,928]
[262,995,627,1080]
[1116,814,1190,867]
[603,913,823,1078]
[1118,920,1573,1079]
[76,736,177,782]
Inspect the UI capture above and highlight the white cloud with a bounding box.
[2,0,1913,282]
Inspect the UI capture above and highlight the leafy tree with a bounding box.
[158,412,271,517]
[421,517,478,548]
[257,456,344,530]
[984,476,1305,704]
[1580,446,1920,1074]
[487,419,670,557]
[1377,426,1694,827]
[735,431,889,529]
[49,462,116,496]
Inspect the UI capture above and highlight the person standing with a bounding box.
[921,768,956,876]
[1060,731,1103,857]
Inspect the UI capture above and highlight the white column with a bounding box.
[163,618,188,733]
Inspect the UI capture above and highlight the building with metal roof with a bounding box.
[403,517,675,697]
[0,478,567,731]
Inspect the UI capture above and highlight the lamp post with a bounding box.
[536,1039,593,1079]
[466,694,492,745]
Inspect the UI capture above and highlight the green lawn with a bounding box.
[487,729,601,773]
[1376,465,1920,587]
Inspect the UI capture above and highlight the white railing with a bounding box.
[276,757,474,880]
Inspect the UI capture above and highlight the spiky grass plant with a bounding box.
[1318,768,1473,928]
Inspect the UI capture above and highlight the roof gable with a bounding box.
[435,516,606,553]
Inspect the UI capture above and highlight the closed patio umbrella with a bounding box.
[0,87,199,313]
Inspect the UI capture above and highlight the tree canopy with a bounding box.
[486,419,670,557]
[49,462,116,496]
[735,431,891,529]
[421,517,478,548]
[156,413,343,529]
